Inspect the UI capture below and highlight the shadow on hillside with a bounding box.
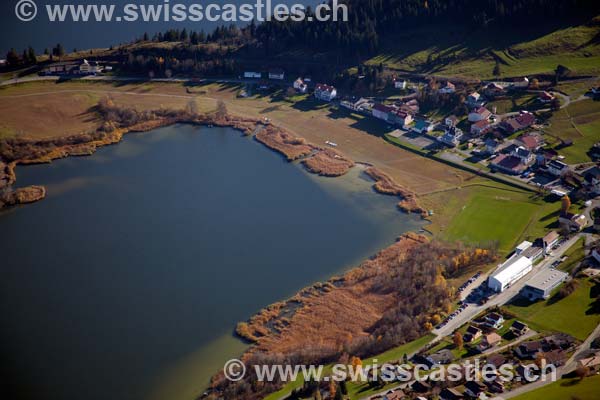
[376,17,596,74]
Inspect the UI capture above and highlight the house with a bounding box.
[394,79,407,89]
[464,326,482,343]
[439,81,456,94]
[484,313,505,329]
[268,69,285,80]
[0,59,6,67]
[486,353,507,369]
[466,91,485,107]
[383,389,405,400]
[314,84,337,102]
[471,119,491,135]
[412,354,435,369]
[482,332,502,349]
[490,154,528,175]
[578,354,600,373]
[515,341,543,359]
[512,146,535,166]
[559,212,588,232]
[390,110,414,128]
[429,349,455,365]
[543,231,560,252]
[373,103,394,122]
[410,380,431,393]
[464,381,487,398]
[413,120,434,134]
[293,78,307,93]
[244,71,262,79]
[468,107,492,122]
[516,133,544,151]
[440,388,465,400]
[486,379,505,393]
[539,91,555,103]
[537,148,559,167]
[485,138,502,155]
[546,160,569,177]
[516,364,536,382]
[445,115,459,128]
[439,127,463,147]
[500,112,536,134]
[78,59,103,75]
[510,321,529,336]
[541,350,567,367]
[584,166,600,193]
[485,82,506,97]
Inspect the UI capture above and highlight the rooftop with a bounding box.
[525,268,568,292]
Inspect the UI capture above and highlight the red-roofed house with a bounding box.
[468,107,492,122]
[471,119,492,135]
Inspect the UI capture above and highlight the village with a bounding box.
[228,70,600,400]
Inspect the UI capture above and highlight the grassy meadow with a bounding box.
[505,278,600,341]
[366,18,600,79]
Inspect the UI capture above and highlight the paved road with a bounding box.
[497,321,600,400]
[434,234,582,339]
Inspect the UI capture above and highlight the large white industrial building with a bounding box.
[488,254,533,293]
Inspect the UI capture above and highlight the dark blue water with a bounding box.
[0,125,422,400]
[1,0,319,55]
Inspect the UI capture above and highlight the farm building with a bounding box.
[488,255,533,292]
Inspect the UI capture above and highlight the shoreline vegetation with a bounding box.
[0,96,471,400]
[0,98,424,215]
[218,234,497,400]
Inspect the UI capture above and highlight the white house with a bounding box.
[488,255,533,292]
[244,71,262,79]
[468,106,492,122]
[439,127,463,147]
[0,59,6,67]
[394,79,407,89]
[546,160,569,176]
[391,110,413,128]
[78,59,102,75]
[268,69,285,80]
[512,146,535,166]
[314,83,337,102]
[293,78,307,93]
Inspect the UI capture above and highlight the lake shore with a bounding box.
[0,106,424,215]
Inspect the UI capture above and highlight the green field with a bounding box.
[441,188,550,254]
[505,279,600,340]
[366,19,600,79]
[512,375,600,400]
[559,237,586,273]
[545,100,600,164]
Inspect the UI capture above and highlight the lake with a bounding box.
[0,124,423,400]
